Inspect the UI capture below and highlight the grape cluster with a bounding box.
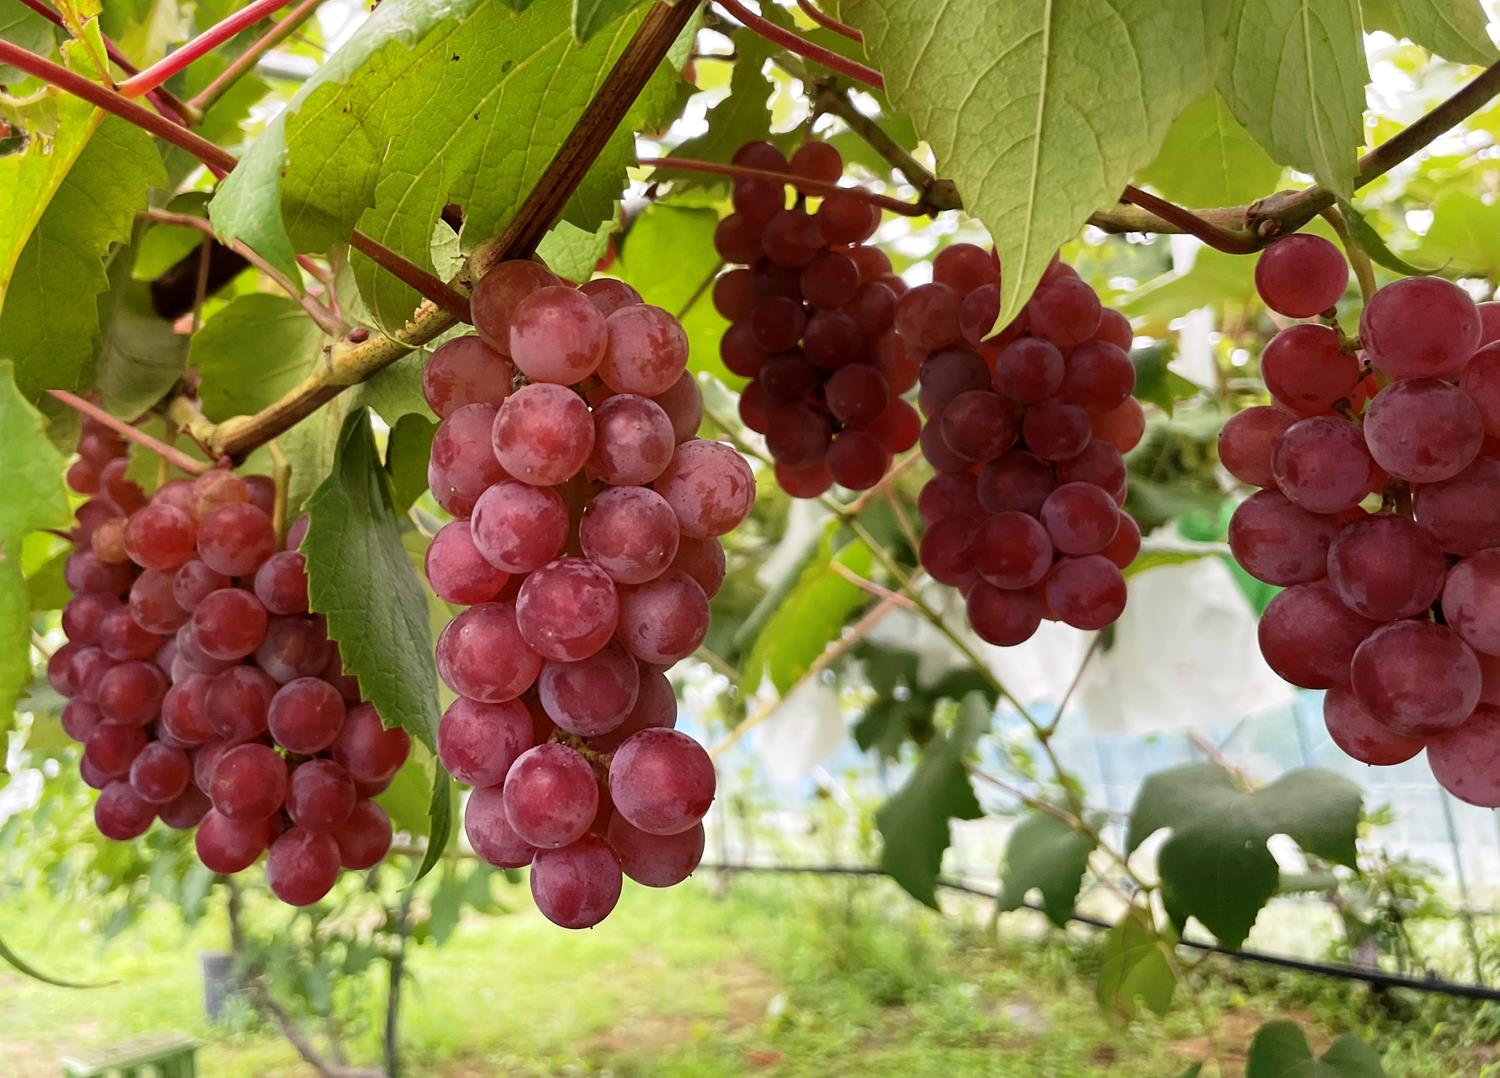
[713,140,921,497]
[52,421,402,905]
[427,262,754,929]
[906,251,1144,645]
[1223,234,1500,804]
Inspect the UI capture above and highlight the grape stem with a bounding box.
[794,0,863,42]
[1118,185,1259,254]
[714,0,884,90]
[1319,205,1377,305]
[185,0,323,116]
[47,390,212,476]
[639,155,931,216]
[117,0,298,98]
[267,440,291,544]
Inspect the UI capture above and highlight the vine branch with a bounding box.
[794,0,862,42]
[186,0,323,116]
[47,390,211,475]
[715,0,884,91]
[118,0,298,98]
[640,154,930,215]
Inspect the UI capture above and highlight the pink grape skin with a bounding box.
[977,453,1055,516]
[590,670,677,753]
[1260,324,1358,415]
[287,759,358,833]
[1441,550,1500,656]
[63,590,118,645]
[615,570,710,665]
[966,582,1043,646]
[653,373,704,442]
[464,786,536,868]
[599,305,690,396]
[670,536,726,599]
[99,606,162,661]
[993,338,1065,404]
[1479,301,1500,345]
[1427,708,1500,806]
[581,278,643,317]
[895,283,961,351]
[1026,277,1101,347]
[1057,439,1127,493]
[255,615,332,684]
[1059,341,1134,414]
[1323,685,1425,766]
[503,743,598,849]
[470,260,559,354]
[96,662,168,726]
[1460,343,1500,435]
[940,390,1018,462]
[492,384,595,486]
[95,781,157,840]
[508,285,607,384]
[919,515,978,587]
[469,480,569,576]
[1270,416,1376,513]
[1100,513,1142,569]
[1351,621,1481,735]
[609,728,715,836]
[429,403,507,517]
[196,810,269,872]
[932,242,997,293]
[608,816,704,887]
[205,666,277,741]
[1228,491,1341,585]
[160,674,215,745]
[129,742,191,804]
[332,703,411,785]
[172,560,229,612]
[253,552,310,616]
[538,640,641,737]
[335,800,393,869]
[776,459,833,499]
[826,430,892,490]
[421,335,512,419]
[1257,583,1379,689]
[1359,276,1480,379]
[1040,482,1120,556]
[424,520,510,605]
[588,394,675,485]
[438,697,533,787]
[85,723,147,778]
[1021,398,1092,462]
[123,504,197,571]
[1254,235,1349,317]
[653,440,756,539]
[1218,407,1296,488]
[818,192,879,244]
[268,677,347,754]
[266,828,341,906]
[159,787,211,830]
[1093,309,1134,351]
[530,835,622,929]
[579,486,680,585]
[196,503,276,577]
[192,588,268,661]
[713,269,757,320]
[62,700,103,742]
[516,558,619,662]
[1325,515,1446,621]
[1043,556,1127,630]
[919,348,989,415]
[1362,377,1483,483]
[1092,398,1145,454]
[210,743,288,821]
[1412,458,1500,555]
[436,603,542,702]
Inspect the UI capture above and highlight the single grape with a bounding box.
[123,503,197,571]
[1041,482,1120,556]
[464,786,536,868]
[516,557,619,662]
[579,486,680,585]
[503,743,598,849]
[1021,398,1092,462]
[762,208,822,267]
[588,394,675,486]
[254,551,310,616]
[669,536,726,600]
[538,640,640,738]
[918,472,982,525]
[713,214,762,263]
[1059,341,1134,414]
[158,786,211,830]
[1359,276,1480,379]
[64,550,134,595]
[653,372,704,443]
[61,699,103,742]
[1325,514,1444,621]
[1351,620,1480,735]
[817,191,880,245]
[1099,513,1141,569]
[1227,490,1341,585]
[918,347,989,415]
[1270,416,1377,513]
[438,697,533,787]
[428,403,508,517]
[129,742,191,804]
[1093,397,1146,455]
[868,399,921,453]
[436,603,542,702]
[1459,342,1500,436]
[940,390,1018,462]
[993,338,1064,404]
[492,384,595,486]
[1323,685,1425,767]
[775,459,834,499]
[266,828,341,906]
[712,269,758,321]
[210,743,288,821]
[1441,549,1500,656]
[1043,555,1127,630]
[599,304,690,396]
[846,281,897,336]
[1253,235,1348,317]
[95,661,168,726]
[1412,457,1500,555]
[608,816,704,888]
[932,242,997,294]
[1427,709,1500,806]
[332,703,411,785]
[895,283,961,351]
[287,759,358,833]
[966,581,1043,646]
[972,512,1053,589]
[609,728,714,835]
[826,430,892,490]
[469,479,569,576]
[800,249,859,309]
[196,503,276,576]
[530,835,622,929]
[1218,406,1295,488]
[758,353,820,404]
[977,452,1055,516]
[470,260,559,354]
[172,560,229,612]
[803,311,863,369]
[95,781,157,840]
[196,809,269,872]
[1026,277,1101,347]
[62,590,119,646]
[190,470,250,522]
[918,515,978,587]
[1257,582,1379,689]
[1362,377,1482,483]
[268,677,347,754]
[424,520,510,605]
[826,364,890,428]
[160,674,215,745]
[615,571,710,665]
[1057,439,1127,493]
[1260,324,1358,415]
[421,335,512,419]
[335,800,393,869]
[722,321,768,379]
[254,615,332,684]
[98,605,162,662]
[653,440,756,539]
[85,723,147,778]
[192,588,268,661]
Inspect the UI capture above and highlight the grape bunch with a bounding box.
[427,261,754,929]
[52,421,402,905]
[905,250,1144,645]
[1223,234,1500,805]
[713,140,921,498]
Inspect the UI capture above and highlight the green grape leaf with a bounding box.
[573,0,650,42]
[740,525,873,695]
[1361,0,1496,67]
[27,550,70,613]
[1139,92,1282,208]
[1215,0,1367,198]
[1132,344,1201,416]
[877,693,987,909]
[612,203,731,383]
[1096,909,1177,1019]
[849,0,1212,328]
[1119,246,1258,331]
[91,232,189,419]
[535,214,616,283]
[1126,763,1361,947]
[1418,189,1500,276]
[385,412,438,514]
[0,5,58,82]
[996,809,1097,929]
[0,112,164,400]
[1246,1020,1387,1078]
[188,294,325,421]
[1336,199,1434,276]
[669,33,784,177]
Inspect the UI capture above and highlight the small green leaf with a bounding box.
[26,551,69,613]
[669,34,785,178]
[1118,245,1258,332]
[1139,92,1282,208]
[1246,1019,1386,1078]
[1126,763,1362,947]
[877,694,988,908]
[1361,0,1497,67]
[996,810,1097,928]
[385,413,437,515]
[1215,0,1367,198]
[1335,200,1433,276]
[189,294,325,421]
[1096,908,1176,1019]
[1132,345,1200,416]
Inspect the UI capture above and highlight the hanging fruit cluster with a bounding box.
[53,421,400,906]
[427,263,754,929]
[1222,234,1500,805]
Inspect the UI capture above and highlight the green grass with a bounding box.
[2,870,1497,1076]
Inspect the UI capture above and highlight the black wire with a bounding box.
[697,862,1500,1004]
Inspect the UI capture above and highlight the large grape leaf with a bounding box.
[876,693,987,909]
[1215,0,1367,199]
[1125,764,1361,948]
[211,0,691,330]
[995,809,1096,929]
[1361,0,1496,67]
[669,33,784,176]
[573,0,650,42]
[1096,909,1176,1019]
[1246,1021,1386,1078]
[188,294,325,421]
[91,232,189,419]
[848,0,1212,327]
[1139,92,1282,208]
